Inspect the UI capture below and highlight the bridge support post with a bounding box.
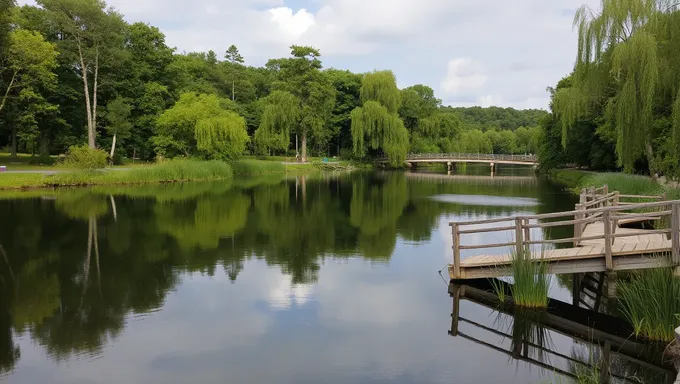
[490,162,495,177]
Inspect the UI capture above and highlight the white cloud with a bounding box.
[441,58,488,95]
[17,0,604,109]
[269,7,316,39]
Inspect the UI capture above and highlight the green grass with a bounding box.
[617,266,680,342]
[548,169,591,187]
[492,247,551,308]
[0,159,234,190]
[230,159,287,176]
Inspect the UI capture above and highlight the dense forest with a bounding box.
[0,0,544,166]
[538,0,680,177]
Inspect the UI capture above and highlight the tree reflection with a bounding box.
[0,171,566,371]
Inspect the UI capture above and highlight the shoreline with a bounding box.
[0,159,361,192]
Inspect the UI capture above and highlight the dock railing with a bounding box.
[449,186,680,279]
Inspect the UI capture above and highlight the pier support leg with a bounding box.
[490,162,495,177]
[450,284,461,337]
[571,273,581,307]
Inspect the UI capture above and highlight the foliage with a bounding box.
[448,106,548,131]
[550,0,680,176]
[0,29,59,114]
[254,90,300,154]
[351,71,409,166]
[61,144,108,170]
[154,92,247,159]
[617,267,680,342]
[195,115,249,160]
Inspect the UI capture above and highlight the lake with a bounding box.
[0,167,673,383]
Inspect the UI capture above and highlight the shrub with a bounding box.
[62,145,108,170]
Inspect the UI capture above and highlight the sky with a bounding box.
[20,0,602,110]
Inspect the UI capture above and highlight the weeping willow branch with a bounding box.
[254,90,300,154]
[195,113,249,160]
[351,71,409,166]
[554,0,673,173]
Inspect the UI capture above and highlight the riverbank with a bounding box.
[549,169,680,199]
[0,158,355,191]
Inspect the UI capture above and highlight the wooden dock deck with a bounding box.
[449,186,680,279]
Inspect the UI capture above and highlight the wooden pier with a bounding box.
[449,186,680,280]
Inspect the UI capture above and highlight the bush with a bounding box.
[62,145,108,170]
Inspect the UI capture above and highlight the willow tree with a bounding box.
[253,90,300,154]
[350,70,409,166]
[195,114,249,160]
[554,0,680,173]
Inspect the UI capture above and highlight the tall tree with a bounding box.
[254,90,300,154]
[350,70,409,165]
[224,45,244,101]
[38,0,126,149]
[266,45,336,161]
[554,0,680,173]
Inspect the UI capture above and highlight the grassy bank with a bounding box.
[0,158,354,191]
[549,169,680,199]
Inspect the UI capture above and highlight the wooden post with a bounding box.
[603,185,609,205]
[600,340,611,384]
[672,202,680,266]
[603,210,613,271]
[574,204,583,247]
[522,218,531,247]
[452,224,461,279]
[450,284,460,336]
[515,218,524,256]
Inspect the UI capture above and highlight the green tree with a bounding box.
[154,92,246,158]
[224,45,244,101]
[254,90,300,154]
[195,115,249,159]
[0,29,59,156]
[399,84,440,131]
[104,97,132,159]
[38,0,126,149]
[553,0,680,173]
[266,46,336,161]
[350,70,409,165]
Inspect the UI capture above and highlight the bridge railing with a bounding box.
[405,153,538,162]
[448,187,680,278]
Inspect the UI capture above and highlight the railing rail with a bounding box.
[448,185,680,278]
[377,153,539,163]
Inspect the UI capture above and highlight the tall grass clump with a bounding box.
[491,247,551,308]
[617,267,680,342]
[230,159,285,176]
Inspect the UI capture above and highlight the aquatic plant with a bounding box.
[617,267,680,342]
[494,246,551,308]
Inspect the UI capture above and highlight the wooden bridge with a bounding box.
[449,186,680,280]
[379,153,538,171]
[449,279,677,383]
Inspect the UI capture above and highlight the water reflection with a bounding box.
[0,169,581,382]
[449,279,675,383]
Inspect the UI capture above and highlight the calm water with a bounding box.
[0,167,672,383]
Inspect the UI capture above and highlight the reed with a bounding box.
[490,247,551,308]
[510,247,551,308]
[617,267,680,342]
